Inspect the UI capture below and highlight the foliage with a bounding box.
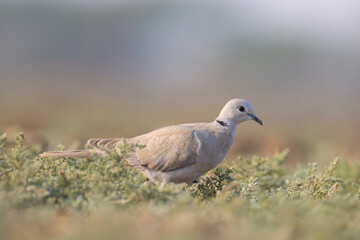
[183,167,233,200]
[1,133,360,240]
[0,133,184,211]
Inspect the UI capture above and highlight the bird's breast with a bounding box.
[197,130,234,170]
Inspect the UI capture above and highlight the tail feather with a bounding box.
[40,150,94,158]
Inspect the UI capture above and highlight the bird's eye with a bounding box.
[239,106,245,112]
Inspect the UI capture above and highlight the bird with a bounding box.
[40,98,263,183]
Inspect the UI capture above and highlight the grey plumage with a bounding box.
[40,98,262,183]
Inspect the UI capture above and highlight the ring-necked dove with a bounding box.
[40,99,262,183]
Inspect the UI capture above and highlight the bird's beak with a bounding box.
[248,113,263,126]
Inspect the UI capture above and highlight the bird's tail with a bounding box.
[40,150,94,158]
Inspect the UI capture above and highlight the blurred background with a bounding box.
[0,0,359,165]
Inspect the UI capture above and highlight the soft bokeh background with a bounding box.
[1,0,359,164]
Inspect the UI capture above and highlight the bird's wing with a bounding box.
[126,126,201,172]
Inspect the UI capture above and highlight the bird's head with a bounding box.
[216,98,263,126]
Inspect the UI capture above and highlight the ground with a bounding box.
[1,133,360,240]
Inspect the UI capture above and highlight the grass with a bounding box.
[1,132,360,240]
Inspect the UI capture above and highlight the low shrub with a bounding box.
[1,132,360,240]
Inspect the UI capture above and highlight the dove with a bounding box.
[40,98,262,183]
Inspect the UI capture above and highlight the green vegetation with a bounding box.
[1,133,360,240]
